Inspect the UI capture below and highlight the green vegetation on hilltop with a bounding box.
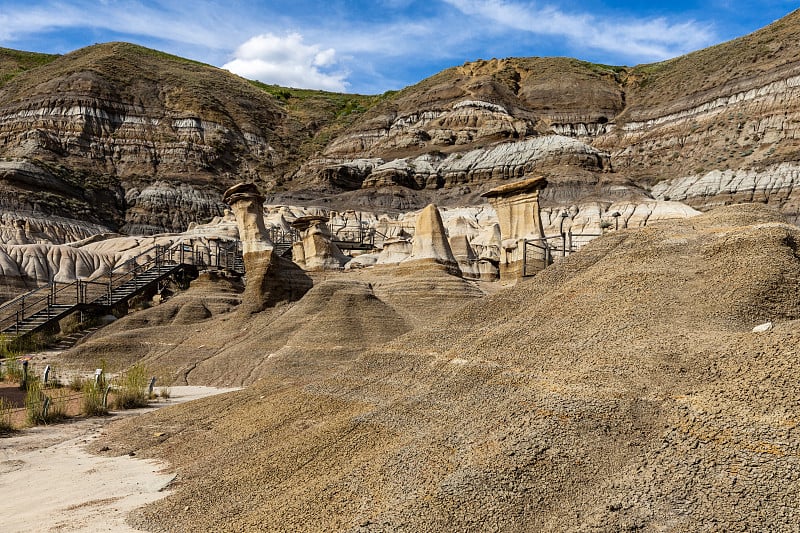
[0,47,60,88]
[626,9,800,108]
[247,80,399,164]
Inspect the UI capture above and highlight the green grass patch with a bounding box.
[0,398,13,434]
[112,363,150,410]
[82,380,108,416]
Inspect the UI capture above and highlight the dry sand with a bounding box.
[0,386,238,533]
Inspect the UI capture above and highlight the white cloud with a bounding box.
[223,33,349,91]
[442,0,714,60]
[0,1,235,50]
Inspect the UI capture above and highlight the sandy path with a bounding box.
[0,386,239,533]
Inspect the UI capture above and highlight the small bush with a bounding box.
[159,387,171,399]
[112,364,150,410]
[82,380,108,416]
[69,375,86,392]
[24,377,46,423]
[0,398,13,433]
[25,377,68,425]
[5,356,24,383]
[46,391,67,421]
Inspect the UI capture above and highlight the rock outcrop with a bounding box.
[223,183,311,313]
[400,204,461,276]
[649,163,800,223]
[482,176,548,280]
[0,42,329,235]
[290,215,350,271]
[4,13,800,233]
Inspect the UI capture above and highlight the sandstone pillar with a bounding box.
[223,183,311,313]
[400,204,461,276]
[290,215,349,270]
[481,176,548,280]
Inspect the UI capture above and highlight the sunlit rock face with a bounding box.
[399,204,461,276]
[4,15,800,235]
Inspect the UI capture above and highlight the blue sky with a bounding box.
[0,1,797,94]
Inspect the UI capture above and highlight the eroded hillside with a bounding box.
[1,10,799,238]
[0,43,379,235]
[84,203,800,532]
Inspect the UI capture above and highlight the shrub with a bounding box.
[159,387,171,399]
[4,356,23,383]
[25,376,49,424]
[24,377,66,424]
[112,364,150,409]
[82,380,108,416]
[0,398,13,433]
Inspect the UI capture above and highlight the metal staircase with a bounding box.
[0,239,243,342]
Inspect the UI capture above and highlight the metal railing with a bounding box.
[268,223,387,251]
[267,227,300,246]
[522,238,553,277]
[522,231,604,276]
[332,225,387,250]
[0,239,243,338]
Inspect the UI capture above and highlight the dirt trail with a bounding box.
[0,387,238,533]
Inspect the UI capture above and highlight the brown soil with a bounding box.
[80,203,800,531]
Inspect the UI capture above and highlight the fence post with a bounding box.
[103,385,112,409]
[42,396,50,420]
[522,240,527,277]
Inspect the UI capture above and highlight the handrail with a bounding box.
[0,280,56,316]
[0,239,243,340]
[268,227,300,245]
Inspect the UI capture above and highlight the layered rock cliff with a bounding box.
[0,10,798,240]
[284,9,800,221]
[0,43,358,238]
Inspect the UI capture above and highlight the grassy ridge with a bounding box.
[0,47,60,88]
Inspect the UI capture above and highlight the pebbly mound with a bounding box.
[94,203,800,532]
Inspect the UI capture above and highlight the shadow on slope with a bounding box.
[65,273,422,386]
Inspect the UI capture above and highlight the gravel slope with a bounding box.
[93,203,800,532]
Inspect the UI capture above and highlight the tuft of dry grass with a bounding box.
[111,363,150,410]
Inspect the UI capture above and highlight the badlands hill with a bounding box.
[81,203,800,532]
[0,9,799,240]
[0,42,379,236]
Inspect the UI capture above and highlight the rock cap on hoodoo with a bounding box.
[481,175,547,198]
[222,182,265,205]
